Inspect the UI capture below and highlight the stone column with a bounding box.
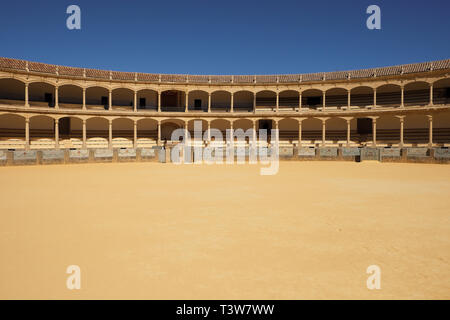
[185,92,189,112]
[400,86,404,108]
[372,118,377,146]
[82,88,86,110]
[184,121,189,144]
[109,89,112,110]
[276,92,279,112]
[322,91,326,111]
[399,116,405,147]
[230,121,234,148]
[298,91,302,111]
[298,119,303,147]
[207,121,211,142]
[133,120,137,148]
[347,90,351,109]
[25,83,29,107]
[346,119,351,146]
[321,119,326,146]
[134,90,137,112]
[252,120,257,147]
[373,88,377,108]
[230,92,234,113]
[208,93,211,113]
[253,93,256,114]
[157,121,161,146]
[158,92,161,112]
[82,120,87,149]
[429,84,434,105]
[55,86,59,109]
[25,118,30,150]
[55,119,59,149]
[428,115,433,147]
[274,120,279,144]
[108,120,112,148]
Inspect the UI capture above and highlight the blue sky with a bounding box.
[0,0,449,75]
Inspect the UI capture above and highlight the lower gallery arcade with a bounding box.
[0,112,449,150]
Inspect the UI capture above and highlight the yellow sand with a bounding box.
[0,161,449,300]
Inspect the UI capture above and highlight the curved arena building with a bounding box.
[0,57,449,163]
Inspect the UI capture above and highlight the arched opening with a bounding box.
[58,116,83,148]
[350,86,373,108]
[187,119,208,141]
[255,90,276,112]
[86,117,109,139]
[325,88,348,109]
[0,79,25,105]
[211,90,231,112]
[433,110,450,145]
[433,78,450,105]
[29,82,55,107]
[278,118,298,144]
[377,115,401,146]
[234,91,253,112]
[161,119,184,141]
[404,81,430,106]
[0,114,25,148]
[279,90,299,111]
[302,89,323,110]
[29,115,55,150]
[404,114,429,145]
[377,84,401,107]
[137,89,158,111]
[161,90,185,112]
[326,117,347,145]
[136,118,158,147]
[302,118,322,145]
[112,118,134,148]
[112,88,134,110]
[188,90,208,112]
[210,119,230,143]
[59,85,83,109]
[86,86,109,110]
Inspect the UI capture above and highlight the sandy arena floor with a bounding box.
[0,161,449,299]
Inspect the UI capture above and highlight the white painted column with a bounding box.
[208,93,211,113]
[274,120,279,144]
[321,119,326,146]
[207,121,211,142]
[185,92,189,112]
[230,92,234,113]
[25,118,30,150]
[133,120,137,148]
[276,92,279,112]
[25,83,29,107]
[82,88,86,110]
[372,118,377,146]
[108,120,112,148]
[54,86,59,109]
[109,89,112,110]
[253,93,256,114]
[428,115,433,147]
[54,119,59,149]
[252,120,257,147]
[429,84,434,105]
[82,120,87,149]
[158,92,161,112]
[184,121,188,144]
[134,90,137,112]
